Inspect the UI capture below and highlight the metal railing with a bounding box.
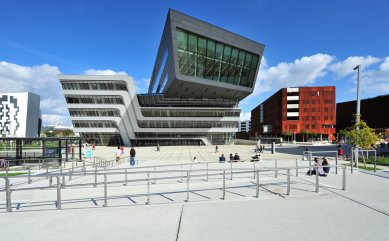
[2,161,347,212]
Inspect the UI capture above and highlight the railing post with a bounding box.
[62,175,66,189]
[146,173,150,204]
[294,159,298,176]
[315,168,319,193]
[56,176,61,210]
[49,176,53,187]
[28,167,31,184]
[94,165,97,187]
[186,172,190,202]
[124,169,128,185]
[287,169,291,195]
[60,163,63,174]
[342,166,346,191]
[253,161,256,179]
[255,170,259,198]
[229,161,233,180]
[38,159,41,169]
[153,167,156,184]
[335,154,338,174]
[68,170,72,181]
[222,171,226,200]
[206,163,209,182]
[104,174,107,207]
[83,159,86,174]
[180,165,183,183]
[5,177,12,212]
[46,164,49,179]
[274,159,278,178]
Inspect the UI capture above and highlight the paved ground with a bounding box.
[1,144,389,241]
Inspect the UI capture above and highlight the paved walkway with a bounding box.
[1,144,389,240]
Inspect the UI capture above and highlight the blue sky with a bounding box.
[1,0,388,126]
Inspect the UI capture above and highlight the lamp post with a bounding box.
[353,64,361,167]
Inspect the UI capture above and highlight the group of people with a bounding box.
[217,153,241,163]
[114,146,137,166]
[255,145,265,153]
[306,157,330,176]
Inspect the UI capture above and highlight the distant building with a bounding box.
[251,86,336,141]
[337,95,389,135]
[0,92,41,137]
[238,120,251,132]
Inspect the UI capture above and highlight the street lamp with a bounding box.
[353,64,361,130]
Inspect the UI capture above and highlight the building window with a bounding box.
[176,28,259,88]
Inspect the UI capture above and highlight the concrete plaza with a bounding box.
[1,144,389,241]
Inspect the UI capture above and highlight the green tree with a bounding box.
[301,129,308,142]
[343,118,380,167]
[61,129,74,137]
[283,131,292,143]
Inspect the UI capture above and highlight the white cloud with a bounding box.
[42,114,66,126]
[360,57,389,94]
[251,53,334,97]
[0,61,69,126]
[135,78,150,94]
[240,111,251,121]
[329,55,381,78]
[84,69,128,75]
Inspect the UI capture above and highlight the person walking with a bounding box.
[130,147,136,166]
[115,147,122,164]
[193,156,198,164]
[157,143,160,152]
[215,145,219,153]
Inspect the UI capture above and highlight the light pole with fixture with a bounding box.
[353,64,361,167]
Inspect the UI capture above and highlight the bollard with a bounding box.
[60,163,63,174]
[180,165,183,183]
[308,152,312,175]
[5,177,12,212]
[342,166,346,191]
[350,148,354,174]
[186,172,190,202]
[94,165,97,187]
[38,160,41,169]
[206,163,209,182]
[124,169,128,185]
[49,176,53,187]
[315,168,319,193]
[72,159,74,172]
[68,170,72,181]
[222,171,226,200]
[230,161,233,180]
[295,159,298,177]
[83,160,86,174]
[56,176,61,210]
[274,160,278,178]
[374,151,377,173]
[147,173,150,204]
[104,174,107,207]
[335,155,338,174]
[255,170,259,198]
[287,169,291,195]
[28,168,31,184]
[46,165,49,179]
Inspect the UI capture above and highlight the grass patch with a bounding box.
[0,172,29,177]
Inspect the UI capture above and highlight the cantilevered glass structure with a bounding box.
[59,9,265,146]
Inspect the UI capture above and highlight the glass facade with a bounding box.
[137,121,237,129]
[80,133,123,146]
[66,96,124,105]
[177,28,259,88]
[69,109,121,117]
[73,120,118,128]
[141,109,240,118]
[62,81,128,91]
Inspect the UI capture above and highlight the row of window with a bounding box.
[305,91,334,96]
[62,82,127,91]
[66,96,124,105]
[73,121,118,128]
[301,116,333,121]
[176,28,259,88]
[301,99,333,104]
[140,109,240,118]
[137,121,237,129]
[69,109,121,117]
[302,108,332,112]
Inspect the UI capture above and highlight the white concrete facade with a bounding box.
[0,92,40,137]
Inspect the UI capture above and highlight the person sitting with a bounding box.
[193,156,198,164]
[251,154,260,162]
[233,153,240,162]
[219,154,226,163]
[229,154,234,162]
[338,148,344,159]
[306,157,327,176]
[322,157,330,174]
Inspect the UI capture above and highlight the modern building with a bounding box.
[59,9,265,146]
[0,92,41,138]
[238,120,251,132]
[251,86,336,141]
[337,95,389,135]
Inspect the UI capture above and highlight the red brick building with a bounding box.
[251,86,336,141]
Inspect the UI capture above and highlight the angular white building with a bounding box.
[59,9,265,146]
[0,92,41,137]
